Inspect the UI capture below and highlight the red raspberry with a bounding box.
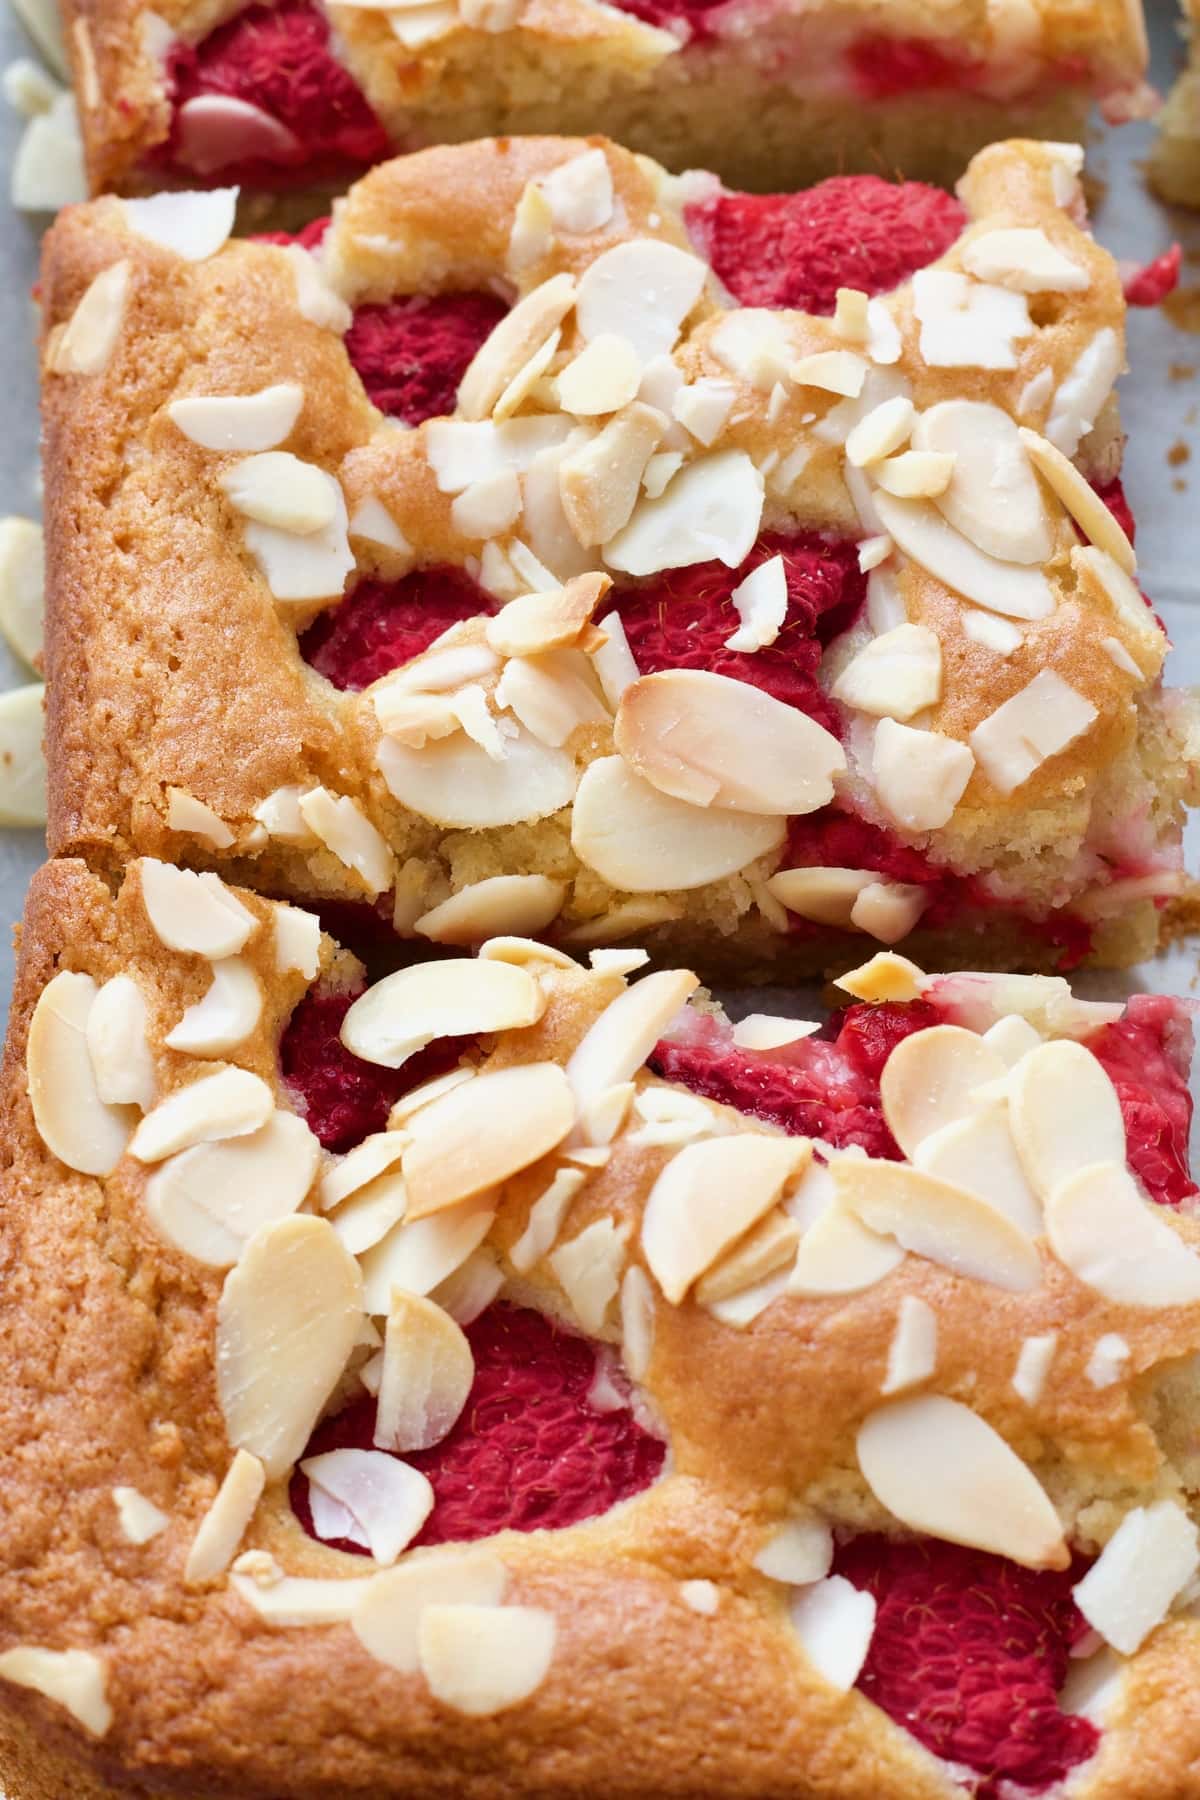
[292,1304,666,1548]
[685,176,966,314]
[835,1535,1098,1796]
[254,216,331,250]
[1123,245,1182,308]
[300,567,496,692]
[163,0,390,184]
[611,533,865,739]
[848,33,977,100]
[344,293,509,425]
[1086,995,1197,1208]
[1092,476,1136,548]
[602,0,730,42]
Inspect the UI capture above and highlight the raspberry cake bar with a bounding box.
[3,855,1200,1798]
[1151,0,1200,206]
[39,136,1199,976]
[65,0,1151,201]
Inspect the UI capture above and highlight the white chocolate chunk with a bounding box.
[1073,1503,1199,1654]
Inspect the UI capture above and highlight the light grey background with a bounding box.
[0,0,1197,1025]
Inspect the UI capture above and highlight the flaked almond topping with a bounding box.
[679,1579,720,1615]
[1072,1502,1199,1655]
[731,1014,818,1051]
[27,971,137,1175]
[575,240,707,362]
[164,957,262,1057]
[143,1108,320,1267]
[217,1215,363,1478]
[418,1603,557,1716]
[589,947,649,976]
[642,1134,811,1304]
[321,1136,408,1214]
[765,866,875,929]
[341,957,546,1070]
[379,643,501,697]
[85,973,156,1110]
[845,396,916,469]
[164,787,235,848]
[835,952,926,1004]
[283,241,351,333]
[872,717,975,833]
[709,309,791,389]
[253,784,319,846]
[1058,1648,1125,1727]
[349,495,410,553]
[388,1067,476,1126]
[911,268,1033,372]
[219,451,337,535]
[547,1214,627,1330]
[881,1295,937,1394]
[113,1486,169,1545]
[353,1548,507,1672]
[538,147,614,231]
[231,1572,374,1626]
[1046,1160,1200,1307]
[789,349,868,398]
[831,623,941,722]
[302,1447,434,1564]
[833,286,869,342]
[559,402,667,547]
[48,260,130,376]
[578,1082,635,1146]
[641,450,684,498]
[377,722,577,831]
[122,186,235,260]
[477,935,578,969]
[493,330,561,422]
[849,880,927,945]
[1085,1332,1130,1389]
[835,1158,1040,1291]
[239,468,353,604]
[566,966,698,1113]
[273,903,322,979]
[589,610,640,710]
[880,1023,1005,1158]
[961,227,1089,294]
[327,1168,408,1257]
[603,449,764,578]
[963,609,1024,653]
[184,1449,265,1585]
[1073,546,1165,669]
[450,468,522,540]
[0,515,44,669]
[457,273,577,421]
[672,378,736,446]
[1008,1038,1125,1198]
[414,875,566,945]
[508,1166,586,1273]
[873,450,955,499]
[130,1065,273,1164]
[557,333,641,415]
[858,535,893,572]
[140,860,257,959]
[1046,327,1122,457]
[754,1515,834,1585]
[0,680,43,826]
[913,1108,1041,1236]
[694,1208,799,1305]
[872,492,1055,620]
[432,1246,504,1326]
[297,788,393,897]
[360,1196,496,1312]
[1012,1332,1057,1406]
[1018,427,1136,574]
[724,553,786,652]
[495,647,609,747]
[857,1395,1067,1569]
[571,754,785,892]
[982,1015,1043,1067]
[0,1648,111,1736]
[485,572,610,658]
[404,1062,575,1220]
[789,1577,876,1692]
[615,668,844,816]
[561,896,685,947]
[619,1263,655,1381]
[912,399,1053,564]
[168,382,303,453]
[374,1290,474,1453]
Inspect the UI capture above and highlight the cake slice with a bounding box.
[62,0,1153,201]
[2,855,1200,1799]
[1151,0,1200,206]
[39,135,1198,977]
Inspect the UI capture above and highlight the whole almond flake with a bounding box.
[872,717,975,832]
[140,860,257,958]
[642,1134,811,1304]
[301,1448,433,1564]
[560,895,685,947]
[590,610,641,707]
[835,952,927,1004]
[165,787,235,848]
[27,971,137,1175]
[457,274,576,421]
[789,1577,876,1691]
[912,399,1053,564]
[849,880,927,945]
[559,401,667,547]
[881,1295,938,1394]
[432,1246,504,1326]
[0,1648,111,1736]
[845,396,916,468]
[418,1603,557,1716]
[414,874,566,945]
[0,515,44,669]
[571,754,786,892]
[353,1549,507,1672]
[377,721,577,831]
[85,973,156,1109]
[575,240,707,362]
[404,1062,575,1220]
[477,934,578,969]
[694,1208,800,1305]
[219,451,336,534]
[341,957,546,1070]
[320,1134,408,1213]
[557,333,641,415]
[913,1108,1041,1236]
[122,185,235,259]
[765,866,876,930]
[113,1486,169,1545]
[360,1196,496,1311]
[602,449,764,578]
[872,492,1054,620]
[232,1572,375,1627]
[1018,428,1136,574]
[388,1066,476,1127]
[983,1013,1041,1066]
[143,1108,321,1267]
[1072,1502,1199,1654]
[327,1169,408,1257]
[374,1289,474,1453]
[164,957,262,1057]
[1008,1039,1125,1200]
[130,1066,273,1164]
[615,667,845,816]
[961,227,1089,294]
[486,572,610,658]
[49,260,130,376]
[493,329,562,422]
[589,947,649,975]
[857,1395,1067,1569]
[1046,1160,1200,1307]
[880,1024,1005,1158]
[790,349,868,398]
[495,647,609,747]
[168,382,303,452]
[835,1157,1040,1292]
[184,1449,265,1585]
[566,967,698,1114]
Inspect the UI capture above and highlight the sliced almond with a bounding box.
[112,1486,169,1545]
[414,875,566,945]
[376,723,577,830]
[164,957,262,1057]
[557,333,641,416]
[788,1577,876,1692]
[458,274,577,421]
[419,1604,556,1716]
[129,1066,273,1164]
[85,973,156,1109]
[873,492,1054,621]
[240,474,353,604]
[642,1134,811,1304]
[404,1063,574,1220]
[575,240,707,362]
[694,1208,800,1305]
[602,450,764,578]
[620,1263,655,1380]
[615,669,844,816]
[449,468,522,538]
[0,1648,111,1737]
[297,787,393,896]
[374,1290,474,1453]
[139,860,257,959]
[485,572,610,658]
[725,554,787,652]
[143,1108,320,1267]
[871,718,975,832]
[1072,1502,1198,1655]
[880,1023,1005,1158]
[913,1108,1041,1236]
[912,400,1053,564]
[232,1573,374,1627]
[559,402,666,547]
[857,1395,1067,1569]
[983,1016,1043,1070]
[301,1448,434,1565]
[216,1215,363,1478]
[495,647,609,747]
[548,1217,627,1332]
[432,1246,504,1325]
[911,268,1033,372]
[790,350,868,398]
[352,1548,507,1673]
[873,451,955,499]
[340,958,545,1070]
[273,903,322,979]
[328,1169,409,1257]
[1008,1039,1125,1200]
[881,1294,937,1394]
[845,396,915,468]
[184,1449,265,1585]
[360,1196,496,1311]
[1046,327,1122,457]
[0,515,44,668]
[219,452,336,535]
[27,971,136,1175]
[835,952,926,1004]
[1046,1160,1200,1307]
[787,1183,905,1296]
[835,1158,1040,1291]
[831,623,941,722]
[1019,428,1136,574]
[48,260,130,376]
[731,1014,818,1052]
[672,377,736,445]
[0,681,45,823]
[565,966,698,1120]
[168,383,303,452]
[165,787,234,848]
[538,147,613,230]
[122,187,235,260]
[849,880,927,945]
[571,754,785,892]
[754,1515,833,1585]
[765,866,876,929]
[961,227,1088,294]
[1012,1332,1057,1405]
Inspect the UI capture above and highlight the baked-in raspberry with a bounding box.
[835,1535,1098,1795]
[292,1303,665,1549]
[253,216,331,250]
[685,176,966,313]
[163,0,390,184]
[279,987,470,1151]
[603,0,729,43]
[610,533,866,738]
[1123,245,1182,308]
[848,33,977,99]
[1093,476,1137,548]
[300,567,496,692]
[344,293,509,425]
[1086,994,1197,1208]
